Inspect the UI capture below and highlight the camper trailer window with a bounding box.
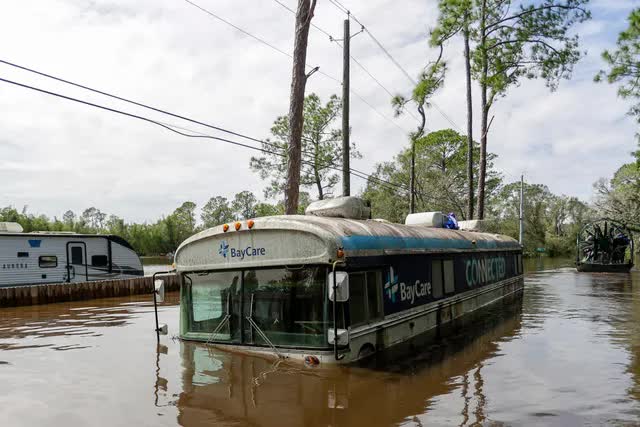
[17,252,29,258]
[92,255,108,267]
[39,256,57,268]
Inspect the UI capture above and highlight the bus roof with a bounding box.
[175,215,520,272]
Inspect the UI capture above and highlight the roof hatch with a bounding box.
[305,196,371,220]
[0,222,23,233]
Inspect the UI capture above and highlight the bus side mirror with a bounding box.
[328,271,349,302]
[154,279,165,303]
[328,328,349,346]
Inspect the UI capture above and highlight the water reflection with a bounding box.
[2,261,640,426]
[173,295,524,427]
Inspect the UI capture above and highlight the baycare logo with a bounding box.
[218,240,230,258]
[218,240,266,260]
[385,273,431,305]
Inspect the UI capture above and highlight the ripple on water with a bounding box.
[1,272,640,426]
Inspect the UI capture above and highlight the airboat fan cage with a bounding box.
[576,219,635,272]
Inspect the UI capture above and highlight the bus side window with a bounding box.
[348,271,384,327]
[349,273,367,326]
[443,260,455,294]
[518,254,523,275]
[366,271,383,319]
[432,260,443,299]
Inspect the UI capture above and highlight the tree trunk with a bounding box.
[314,146,324,200]
[476,0,488,220]
[409,138,416,213]
[284,0,316,215]
[410,105,427,214]
[463,21,474,221]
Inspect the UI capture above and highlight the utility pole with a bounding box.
[519,174,524,245]
[409,140,416,213]
[341,18,351,197]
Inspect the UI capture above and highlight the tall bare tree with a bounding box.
[431,0,475,219]
[473,0,590,219]
[432,0,590,219]
[285,0,317,214]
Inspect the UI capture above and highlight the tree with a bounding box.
[495,182,553,253]
[595,8,640,123]
[254,202,282,217]
[392,48,446,213]
[431,0,590,219]
[170,201,197,248]
[284,0,317,214]
[431,0,475,219]
[63,210,75,228]
[201,196,234,228]
[594,162,640,227]
[251,93,359,200]
[362,129,500,222]
[473,0,590,219]
[81,207,106,230]
[493,182,591,255]
[232,191,258,220]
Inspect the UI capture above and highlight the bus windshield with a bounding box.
[182,266,330,348]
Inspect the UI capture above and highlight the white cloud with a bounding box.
[0,0,637,223]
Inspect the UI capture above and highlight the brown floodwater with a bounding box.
[1,259,639,426]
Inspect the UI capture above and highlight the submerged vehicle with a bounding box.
[576,219,635,273]
[174,197,524,365]
[0,222,144,286]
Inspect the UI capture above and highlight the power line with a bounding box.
[184,0,292,58]
[0,75,408,195]
[269,0,333,40]
[328,0,462,132]
[183,0,339,84]
[182,0,409,133]
[0,58,408,194]
[0,59,282,151]
[266,1,414,131]
[327,0,349,15]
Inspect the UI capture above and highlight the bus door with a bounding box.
[66,242,88,282]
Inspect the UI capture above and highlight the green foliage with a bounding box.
[362,129,500,221]
[361,129,591,256]
[391,50,446,139]
[171,201,197,247]
[473,0,591,106]
[594,161,640,227]
[430,0,590,217]
[494,182,593,255]
[430,0,591,105]
[254,202,283,217]
[201,196,234,228]
[250,93,360,200]
[595,8,640,122]
[232,191,258,220]
[0,190,290,257]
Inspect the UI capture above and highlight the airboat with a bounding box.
[576,219,635,273]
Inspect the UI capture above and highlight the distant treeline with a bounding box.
[0,191,309,257]
[1,131,597,258]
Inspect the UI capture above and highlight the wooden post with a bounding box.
[342,18,350,197]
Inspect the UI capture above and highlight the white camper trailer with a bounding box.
[0,222,143,287]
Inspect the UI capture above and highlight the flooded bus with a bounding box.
[174,197,523,364]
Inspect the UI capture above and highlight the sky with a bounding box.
[0,0,637,223]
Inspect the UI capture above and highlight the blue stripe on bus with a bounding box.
[340,235,518,251]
